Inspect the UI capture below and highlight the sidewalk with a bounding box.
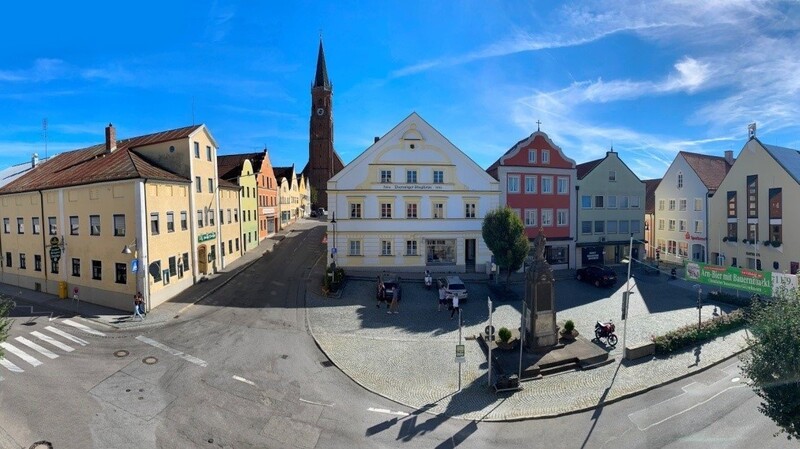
[0,233,286,330]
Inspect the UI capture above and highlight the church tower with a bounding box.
[307,38,343,209]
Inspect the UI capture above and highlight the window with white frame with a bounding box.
[609,170,616,181]
[525,176,537,193]
[659,199,665,211]
[16,217,24,234]
[694,220,703,233]
[607,195,617,209]
[679,199,687,211]
[541,177,553,194]
[581,195,591,208]
[114,214,125,236]
[631,220,641,233]
[581,221,592,234]
[607,220,618,234]
[48,217,57,235]
[32,217,40,234]
[380,170,392,183]
[658,219,665,230]
[350,202,362,219]
[619,220,629,234]
[525,209,537,227]
[90,215,100,235]
[557,177,568,194]
[406,203,418,218]
[668,240,677,255]
[542,150,550,164]
[677,172,683,188]
[197,210,204,228]
[432,202,444,219]
[620,196,629,209]
[150,213,160,235]
[594,220,605,233]
[406,170,417,183]
[594,195,604,208]
[406,240,418,256]
[557,209,568,226]
[679,220,686,231]
[465,203,476,218]
[70,216,79,235]
[433,170,444,183]
[630,196,640,208]
[528,149,536,163]
[694,198,703,211]
[349,240,361,256]
[381,240,392,256]
[381,203,392,218]
[541,209,553,226]
[668,199,676,210]
[678,242,688,257]
[668,219,676,231]
[508,175,520,193]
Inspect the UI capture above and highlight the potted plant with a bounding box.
[560,320,577,340]
[497,327,513,349]
[771,240,782,247]
[762,240,772,247]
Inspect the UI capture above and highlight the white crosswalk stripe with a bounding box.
[0,358,24,373]
[61,319,106,337]
[44,326,88,346]
[14,336,59,359]
[135,335,208,367]
[0,342,42,367]
[30,331,74,352]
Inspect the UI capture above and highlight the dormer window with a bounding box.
[528,149,536,163]
[609,170,616,182]
[542,150,550,164]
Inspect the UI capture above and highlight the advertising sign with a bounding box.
[684,262,797,297]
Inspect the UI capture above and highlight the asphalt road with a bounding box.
[0,221,791,448]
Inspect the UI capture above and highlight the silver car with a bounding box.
[438,276,468,301]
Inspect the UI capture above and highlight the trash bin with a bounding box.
[58,281,68,299]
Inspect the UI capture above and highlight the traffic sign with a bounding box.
[49,245,61,263]
[131,259,139,273]
[455,344,465,363]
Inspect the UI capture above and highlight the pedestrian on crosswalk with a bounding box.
[438,284,446,311]
[450,293,460,319]
[388,284,400,314]
[133,294,145,321]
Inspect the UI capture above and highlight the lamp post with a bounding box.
[621,233,633,360]
[121,237,146,312]
[330,212,337,270]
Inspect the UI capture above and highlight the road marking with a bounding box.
[135,336,208,367]
[368,407,409,417]
[0,358,24,373]
[233,375,256,386]
[0,343,42,367]
[14,336,58,359]
[299,398,334,407]
[631,385,747,431]
[62,319,106,337]
[45,326,88,346]
[30,331,74,352]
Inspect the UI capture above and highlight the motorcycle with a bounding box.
[594,320,618,346]
[424,270,432,290]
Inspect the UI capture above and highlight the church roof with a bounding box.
[313,38,331,90]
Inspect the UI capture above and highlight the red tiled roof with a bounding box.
[576,158,603,179]
[680,152,732,192]
[217,152,266,181]
[0,125,200,194]
[644,178,661,214]
[218,178,241,189]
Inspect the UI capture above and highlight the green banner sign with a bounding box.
[685,261,797,297]
[198,232,217,243]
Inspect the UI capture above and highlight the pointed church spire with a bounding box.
[314,38,331,90]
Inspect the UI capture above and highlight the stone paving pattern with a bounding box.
[307,267,750,421]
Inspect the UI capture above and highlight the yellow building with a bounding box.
[297,173,310,218]
[0,124,240,311]
[217,155,259,252]
[275,165,300,229]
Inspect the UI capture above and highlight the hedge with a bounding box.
[652,308,747,354]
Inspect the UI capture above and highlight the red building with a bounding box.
[487,128,577,269]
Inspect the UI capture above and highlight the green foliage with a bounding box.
[651,309,746,354]
[498,327,512,343]
[741,292,800,440]
[323,264,345,292]
[563,320,575,333]
[0,298,11,358]
[482,207,529,285]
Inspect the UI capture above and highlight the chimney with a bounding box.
[374,136,380,143]
[31,153,39,168]
[724,150,734,165]
[105,123,116,153]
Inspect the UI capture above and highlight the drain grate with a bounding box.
[320,360,334,368]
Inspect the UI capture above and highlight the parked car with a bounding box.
[438,276,468,301]
[377,273,400,301]
[576,265,618,287]
[310,210,318,218]
[318,207,327,216]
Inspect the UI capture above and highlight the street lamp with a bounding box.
[330,212,337,269]
[621,233,634,360]
[121,237,137,254]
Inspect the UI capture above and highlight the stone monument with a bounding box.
[524,228,558,350]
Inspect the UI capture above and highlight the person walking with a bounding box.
[133,294,144,321]
[136,292,146,317]
[438,284,446,311]
[388,284,400,314]
[450,292,460,319]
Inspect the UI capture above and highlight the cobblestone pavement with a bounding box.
[307,268,750,421]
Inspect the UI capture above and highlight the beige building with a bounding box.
[275,165,301,229]
[0,124,241,311]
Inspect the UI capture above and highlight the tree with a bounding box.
[740,291,800,440]
[0,298,11,357]
[482,207,529,285]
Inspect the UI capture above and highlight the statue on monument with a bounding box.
[524,227,558,349]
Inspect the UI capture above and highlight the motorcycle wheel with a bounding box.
[607,334,619,346]
[594,329,602,341]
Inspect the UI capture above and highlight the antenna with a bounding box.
[191,96,195,125]
[42,118,48,159]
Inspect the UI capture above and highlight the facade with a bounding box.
[486,129,576,269]
[0,124,239,311]
[709,136,800,274]
[654,151,733,265]
[643,178,661,260]
[304,38,344,209]
[297,173,310,218]
[575,150,646,267]
[326,112,499,272]
[218,182,243,266]
[275,165,300,229]
[256,150,279,239]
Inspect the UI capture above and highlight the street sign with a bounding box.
[455,344,465,363]
[131,259,139,273]
[331,247,337,255]
[49,245,61,263]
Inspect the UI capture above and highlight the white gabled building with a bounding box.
[326,112,500,273]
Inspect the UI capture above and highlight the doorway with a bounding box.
[198,245,207,274]
[465,239,476,272]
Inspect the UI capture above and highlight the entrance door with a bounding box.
[465,239,476,272]
[198,245,207,274]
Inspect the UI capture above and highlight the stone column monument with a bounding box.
[524,229,558,350]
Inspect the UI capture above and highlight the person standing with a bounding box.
[133,294,144,321]
[450,293,460,319]
[136,292,146,317]
[388,284,400,314]
[438,284,446,311]
[376,275,384,308]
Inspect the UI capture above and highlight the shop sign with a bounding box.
[685,261,797,297]
[198,232,217,243]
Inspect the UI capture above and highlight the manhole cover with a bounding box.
[143,356,158,365]
[29,441,54,449]
[320,360,334,368]
[114,350,130,358]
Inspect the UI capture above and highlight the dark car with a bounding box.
[377,273,400,301]
[576,265,618,287]
[310,210,318,218]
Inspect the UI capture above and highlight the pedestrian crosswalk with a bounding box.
[0,319,104,377]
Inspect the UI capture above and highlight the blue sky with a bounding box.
[2,1,799,180]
